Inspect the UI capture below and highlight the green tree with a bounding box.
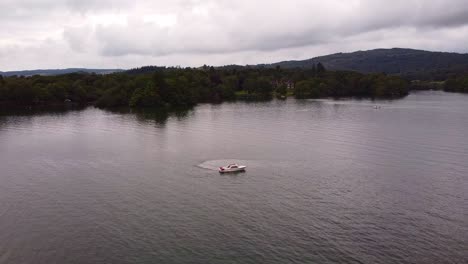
[0,75,5,100]
[276,83,287,97]
[129,81,162,107]
[256,77,273,97]
[316,62,326,74]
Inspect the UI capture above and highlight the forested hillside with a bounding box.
[265,48,468,81]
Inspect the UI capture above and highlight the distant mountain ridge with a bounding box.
[2,48,468,81]
[264,48,468,80]
[0,68,123,77]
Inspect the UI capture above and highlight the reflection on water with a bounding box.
[103,106,194,126]
[0,91,467,264]
[0,105,195,128]
[0,105,86,117]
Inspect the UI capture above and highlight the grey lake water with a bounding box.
[0,91,467,264]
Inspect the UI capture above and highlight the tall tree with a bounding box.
[316,62,326,73]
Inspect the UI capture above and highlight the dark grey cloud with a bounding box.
[1,0,468,70]
[89,0,468,55]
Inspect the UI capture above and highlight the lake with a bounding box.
[0,91,467,264]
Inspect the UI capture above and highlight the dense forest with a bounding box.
[444,74,468,93]
[0,65,410,108]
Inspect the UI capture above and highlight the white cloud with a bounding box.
[1,0,468,70]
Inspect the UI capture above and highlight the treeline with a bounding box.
[294,71,408,98]
[444,74,468,93]
[410,80,444,91]
[0,65,410,108]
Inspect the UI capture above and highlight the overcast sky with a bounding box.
[1,0,468,71]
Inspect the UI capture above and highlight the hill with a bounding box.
[0,68,123,77]
[265,48,468,80]
[3,48,468,81]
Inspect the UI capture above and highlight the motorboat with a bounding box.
[219,163,246,173]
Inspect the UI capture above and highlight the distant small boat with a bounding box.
[219,164,246,173]
[373,105,381,109]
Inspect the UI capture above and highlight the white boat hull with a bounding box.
[219,165,246,173]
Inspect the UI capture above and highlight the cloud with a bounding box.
[63,26,94,52]
[1,0,468,70]
[65,0,133,13]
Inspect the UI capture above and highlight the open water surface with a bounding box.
[0,91,467,263]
